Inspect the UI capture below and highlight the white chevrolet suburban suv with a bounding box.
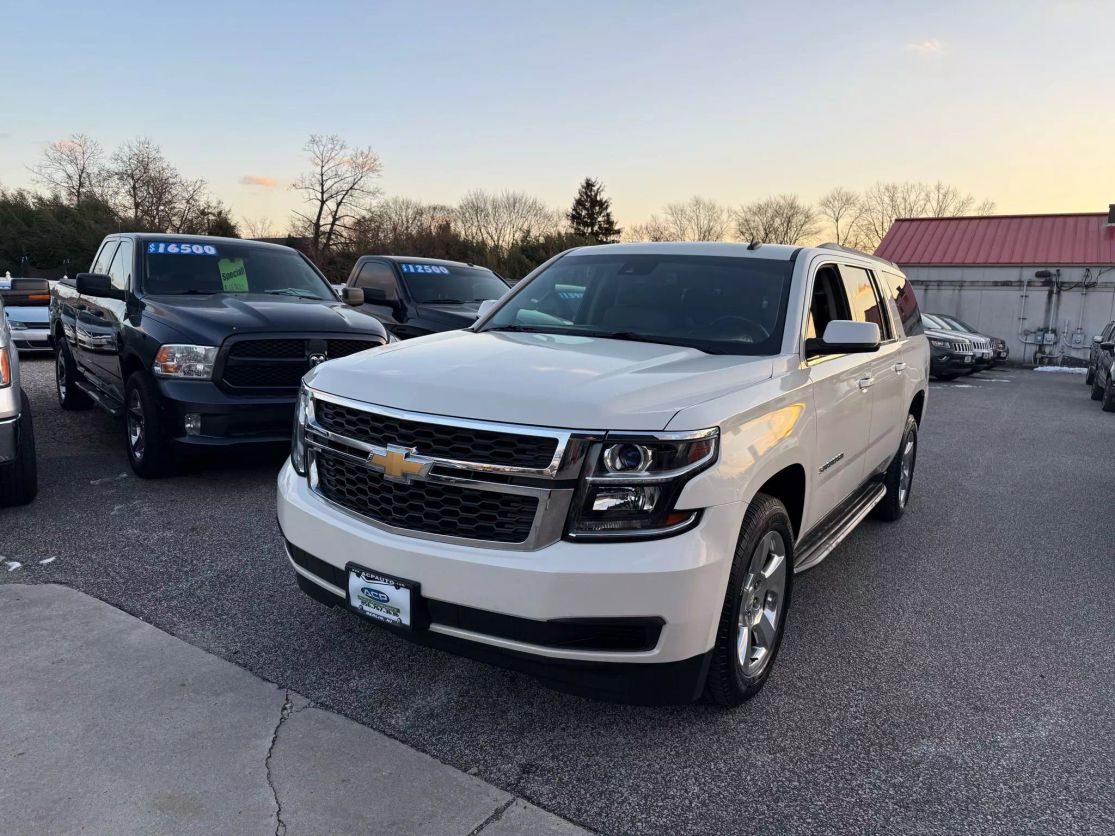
[277,242,928,705]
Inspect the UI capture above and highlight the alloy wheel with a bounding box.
[56,352,67,403]
[127,389,145,461]
[898,434,916,507]
[737,530,788,677]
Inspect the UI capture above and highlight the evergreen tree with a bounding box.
[567,178,621,243]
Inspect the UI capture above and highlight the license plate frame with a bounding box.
[345,563,423,630]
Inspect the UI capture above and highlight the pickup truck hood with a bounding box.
[306,330,775,430]
[140,294,386,345]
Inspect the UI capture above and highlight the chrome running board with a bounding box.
[793,482,886,573]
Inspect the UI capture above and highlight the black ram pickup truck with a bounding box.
[50,234,387,477]
[343,255,510,339]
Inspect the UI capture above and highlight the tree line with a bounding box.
[1,131,992,280]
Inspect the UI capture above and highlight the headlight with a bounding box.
[152,344,219,378]
[567,430,718,539]
[0,346,10,388]
[928,338,951,349]
[291,384,312,476]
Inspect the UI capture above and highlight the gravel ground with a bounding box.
[3,357,1112,835]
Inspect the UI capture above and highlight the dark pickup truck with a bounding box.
[50,233,387,477]
[343,255,509,339]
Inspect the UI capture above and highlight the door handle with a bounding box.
[858,377,875,390]
[893,362,907,372]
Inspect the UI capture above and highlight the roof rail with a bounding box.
[817,242,897,269]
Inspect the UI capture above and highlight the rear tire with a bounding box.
[1085,365,1095,386]
[872,415,918,522]
[1091,380,1104,401]
[124,373,176,478]
[0,390,38,507]
[704,494,794,707]
[56,341,92,410]
[1102,377,1115,413]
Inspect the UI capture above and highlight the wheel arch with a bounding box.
[120,351,146,381]
[751,464,806,540]
[909,388,927,425]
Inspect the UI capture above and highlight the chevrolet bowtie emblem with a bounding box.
[367,444,433,484]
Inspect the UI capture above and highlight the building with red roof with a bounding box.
[875,208,1115,364]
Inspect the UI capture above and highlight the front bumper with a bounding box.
[0,415,17,464]
[8,326,50,353]
[156,378,295,445]
[276,460,743,702]
[930,350,975,375]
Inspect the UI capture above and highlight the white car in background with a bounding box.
[0,275,52,353]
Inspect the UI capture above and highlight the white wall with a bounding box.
[901,264,1115,363]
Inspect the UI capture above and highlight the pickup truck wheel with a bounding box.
[704,494,793,707]
[1102,377,1115,413]
[1085,365,1095,386]
[0,390,38,507]
[124,374,175,478]
[1090,380,1104,401]
[872,415,918,522]
[56,342,92,410]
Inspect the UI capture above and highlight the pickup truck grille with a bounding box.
[218,337,381,392]
[314,400,558,469]
[314,450,538,543]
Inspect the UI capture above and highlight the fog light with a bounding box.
[184,413,202,436]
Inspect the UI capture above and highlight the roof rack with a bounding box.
[817,242,897,268]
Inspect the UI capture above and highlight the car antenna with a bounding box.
[747,240,762,250]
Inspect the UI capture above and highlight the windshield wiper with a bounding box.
[422,297,466,304]
[484,324,574,334]
[264,288,321,299]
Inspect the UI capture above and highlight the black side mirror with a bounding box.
[76,272,121,299]
[363,286,387,303]
[341,286,365,307]
[1101,342,1115,352]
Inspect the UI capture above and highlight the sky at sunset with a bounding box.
[2,0,1112,230]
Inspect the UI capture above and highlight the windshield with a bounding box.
[399,262,508,304]
[921,313,949,330]
[480,253,793,355]
[937,314,975,332]
[141,240,333,300]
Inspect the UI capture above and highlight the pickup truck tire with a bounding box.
[124,373,175,478]
[872,415,918,522]
[1090,381,1104,401]
[56,342,92,410]
[1085,365,1095,386]
[704,494,794,707]
[0,390,38,507]
[1102,378,1115,413]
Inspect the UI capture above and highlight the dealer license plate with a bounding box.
[347,567,413,628]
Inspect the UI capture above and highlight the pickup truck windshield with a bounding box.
[480,253,793,355]
[141,241,333,300]
[400,264,508,304]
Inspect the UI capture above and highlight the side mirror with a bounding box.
[341,286,365,307]
[1101,342,1115,352]
[805,320,881,357]
[476,299,499,320]
[76,272,120,299]
[363,286,397,306]
[1093,335,1102,343]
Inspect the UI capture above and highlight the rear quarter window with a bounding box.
[880,271,923,337]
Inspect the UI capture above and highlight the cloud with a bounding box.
[905,38,945,56]
[240,175,278,188]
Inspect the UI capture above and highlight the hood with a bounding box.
[140,293,387,346]
[305,329,774,430]
[924,328,967,343]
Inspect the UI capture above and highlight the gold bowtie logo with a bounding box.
[367,445,433,484]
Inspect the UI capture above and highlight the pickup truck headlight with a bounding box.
[567,430,718,539]
[152,344,219,379]
[291,384,312,476]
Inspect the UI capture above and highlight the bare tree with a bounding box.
[658,196,730,241]
[455,190,560,252]
[109,138,190,231]
[291,135,383,261]
[734,194,819,245]
[855,181,995,251]
[624,215,671,242]
[241,216,277,239]
[817,187,863,247]
[29,134,106,205]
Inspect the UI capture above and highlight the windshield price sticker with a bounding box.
[218,258,249,292]
[148,242,218,256]
[400,263,450,274]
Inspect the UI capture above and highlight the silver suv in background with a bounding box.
[0,299,38,506]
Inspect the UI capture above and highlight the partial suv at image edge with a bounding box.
[1088,320,1115,410]
[50,234,389,477]
[277,242,929,706]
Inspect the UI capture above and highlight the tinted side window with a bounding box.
[354,261,400,302]
[879,271,923,337]
[107,239,133,291]
[806,264,852,341]
[91,241,118,275]
[840,265,891,339]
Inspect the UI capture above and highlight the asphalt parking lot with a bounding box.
[3,358,1113,835]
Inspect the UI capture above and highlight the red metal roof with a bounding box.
[875,213,1115,266]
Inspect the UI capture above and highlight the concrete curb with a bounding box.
[0,584,588,835]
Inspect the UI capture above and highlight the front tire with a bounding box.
[1102,377,1115,413]
[124,373,175,478]
[0,390,38,507]
[1085,365,1095,386]
[56,341,92,410]
[704,494,794,706]
[1091,380,1104,401]
[872,414,918,522]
